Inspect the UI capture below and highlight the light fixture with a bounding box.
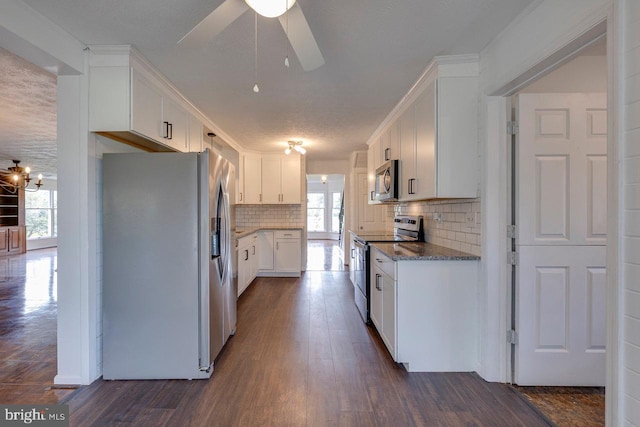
[0,160,43,193]
[321,175,327,184]
[245,0,296,18]
[285,141,306,155]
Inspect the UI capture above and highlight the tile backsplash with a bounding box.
[390,199,481,256]
[236,204,304,229]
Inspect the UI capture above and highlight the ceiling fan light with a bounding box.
[294,145,306,155]
[284,146,292,155]
[245,0,296,18]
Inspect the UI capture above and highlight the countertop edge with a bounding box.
[236,227,304,239]
[370,242,481,261]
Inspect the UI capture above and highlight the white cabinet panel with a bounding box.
[243,154,262,204]
[131,69,163,142]
[280,154,301,203]
[162,96,188,152]
[274,238,301,274]
[399,106,415,199]
[414,85,436,199]
[261,155,282,204]
[258,231,274,270]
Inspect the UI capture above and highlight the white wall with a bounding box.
[521,55,607,93]
[620,1,640,424]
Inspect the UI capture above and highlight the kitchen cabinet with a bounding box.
[89,46,194,153]
[257,229,301,277]
[367,55,479,202]
[261,154,301,204]
[274,230,301,274]
[237,233,258,296]
[366,140,380,204]
[370,249,397,359]
[257,231,274,270]
[369,246,479,372]
[241,154,262,204]
[0,227,24,255]
[238,153,301,205]
[380,122,400,163]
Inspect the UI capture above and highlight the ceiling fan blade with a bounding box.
[178,0,249,47]
[278,3,325,72]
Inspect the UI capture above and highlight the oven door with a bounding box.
[353,239,369,323]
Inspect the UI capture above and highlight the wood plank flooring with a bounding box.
[61,272,551,426]
[0,248,73,404]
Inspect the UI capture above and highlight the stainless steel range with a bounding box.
[350,215,424,323]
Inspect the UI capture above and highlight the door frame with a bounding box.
[484,12,620,424]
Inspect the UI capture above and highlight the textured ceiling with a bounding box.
[0,48,57,179]
[18,0,536,161]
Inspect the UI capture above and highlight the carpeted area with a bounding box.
[514,386,605,426]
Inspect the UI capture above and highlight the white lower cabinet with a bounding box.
[257,229,301,277]
[371,249,397,359]
[257,231,274,270]
[237,233,258,296]
[369,247,478,372]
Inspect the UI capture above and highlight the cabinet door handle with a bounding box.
[370,191,374,201]
[375,273,381,291]
[244,249,249,261]
[259,194,262,202]
[168,123,173,140]
[351,248,355,259]
[163,121,169,139]
[376,258,384,263]
[384,148,390,161]
[408,178,416,195]
[240,192,243,202]
[252,245,256,255]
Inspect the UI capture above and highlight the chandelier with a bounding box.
[0,160,43,193]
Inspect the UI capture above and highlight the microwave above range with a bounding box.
[374,159,399,202]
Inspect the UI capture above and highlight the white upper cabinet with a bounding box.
[242,153,262,204]
[89,46,201,153]
[367,139,381,204]
[279,154,301,203]
[261,155,282,204]
[367,55,479,202]
[238,153,301,205]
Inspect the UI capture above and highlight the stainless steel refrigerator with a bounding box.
[102,149,236,380]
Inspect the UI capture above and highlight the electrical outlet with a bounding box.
[433,212,441,222]
[466,212,475,225]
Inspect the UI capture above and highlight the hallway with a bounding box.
[306,240,345,271]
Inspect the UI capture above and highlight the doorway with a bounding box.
[306,174,345,271]
[506,35,607,425]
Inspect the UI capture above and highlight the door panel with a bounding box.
[515,245,606,385]
[515,93,607,386]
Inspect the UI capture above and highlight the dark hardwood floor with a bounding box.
[61,272,550,426]
[0,247,552,426]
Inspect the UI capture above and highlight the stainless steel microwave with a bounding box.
[374,160,399,202]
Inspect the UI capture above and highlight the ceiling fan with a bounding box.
[179,0,325,72]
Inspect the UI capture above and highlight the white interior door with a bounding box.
[515,93,607,386]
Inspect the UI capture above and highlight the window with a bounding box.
[307,193,325,232]
[25,190,57,239]
[331,192,342,233]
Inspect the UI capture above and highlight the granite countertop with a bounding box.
[235,226,303,239]
[370,242,480,261]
